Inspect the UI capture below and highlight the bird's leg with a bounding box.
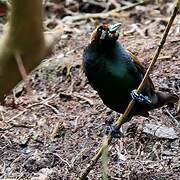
[106,123,123,138]
[131,89,151,105]
[105,116,132,138]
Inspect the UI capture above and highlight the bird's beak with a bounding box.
[109,23,121,33]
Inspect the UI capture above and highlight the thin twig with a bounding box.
[14,51,28,81]
[43,102,61,114]
[79,0,180,179]
[8,94,56,122]
[62,0,149,24]
[164,108,179,126]
[0,123,35,131]
[73,92,94,106]
[14,51,32,95]
[50,152,71,168]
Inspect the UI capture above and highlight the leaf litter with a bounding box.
[0,0,180,179]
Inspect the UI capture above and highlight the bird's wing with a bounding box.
[127,50,155,90]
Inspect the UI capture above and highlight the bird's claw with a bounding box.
[106,123,123,138]
[131,89,151,105]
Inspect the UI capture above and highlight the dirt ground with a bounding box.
[0,0,180,179]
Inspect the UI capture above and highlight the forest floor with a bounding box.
[0,0,180,179]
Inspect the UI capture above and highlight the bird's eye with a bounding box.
[97,27,102,33]
[97,25,106,33]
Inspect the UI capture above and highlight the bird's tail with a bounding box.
[151,91,179,109]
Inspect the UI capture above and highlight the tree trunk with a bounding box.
[0,0,61,102]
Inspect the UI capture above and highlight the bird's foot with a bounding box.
[106,123,123,138]
[131,89,151,105]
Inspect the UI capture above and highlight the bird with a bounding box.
[83,23,179,126]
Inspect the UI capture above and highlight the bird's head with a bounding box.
[90,23,121,43]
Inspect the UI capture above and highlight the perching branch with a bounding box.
[79,0,180,179]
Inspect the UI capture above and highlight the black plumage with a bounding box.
[83,23,179,122]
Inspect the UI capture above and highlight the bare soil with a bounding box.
[0,1,179,179]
